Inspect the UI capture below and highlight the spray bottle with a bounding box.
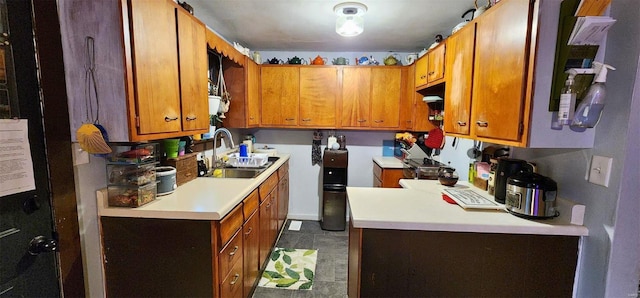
[570,62,616,130]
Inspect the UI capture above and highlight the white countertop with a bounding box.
[97,154,290,221]
[347,179,589,236]
[372,156,404,168]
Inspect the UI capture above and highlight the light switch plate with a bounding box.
[588,155,612,187]
[72,143,89,166]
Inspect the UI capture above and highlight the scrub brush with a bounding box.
[76,123,111,154]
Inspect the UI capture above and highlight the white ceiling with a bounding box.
[187,0,477,52]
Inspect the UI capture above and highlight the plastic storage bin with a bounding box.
[108,142,158,164]
[107,183,157,207]
[107,163,156,186]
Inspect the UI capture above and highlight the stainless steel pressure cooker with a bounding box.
[505,171,558,218]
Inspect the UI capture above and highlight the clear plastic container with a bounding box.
[107,163,157,186]
[107,183,157,207]
[107,142,158,164]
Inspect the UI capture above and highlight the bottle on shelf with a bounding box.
[570,62,616,131]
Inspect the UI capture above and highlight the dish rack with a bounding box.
[226,153,269,168]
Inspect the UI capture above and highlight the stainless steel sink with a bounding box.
[206,168,265,178]
[204,156,280,179]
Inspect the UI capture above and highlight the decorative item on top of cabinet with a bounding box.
[444,22,476,136]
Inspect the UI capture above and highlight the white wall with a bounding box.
[512,0,640,295]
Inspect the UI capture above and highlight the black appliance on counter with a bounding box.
[321,148,348,231]
[403,157,447,180]
[494,158,534,204]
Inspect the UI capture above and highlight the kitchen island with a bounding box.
[347,180,588,297]
[96,154,290,298]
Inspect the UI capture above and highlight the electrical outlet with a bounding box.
[588,155,612,187]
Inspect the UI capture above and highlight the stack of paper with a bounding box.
[568,16,616,45]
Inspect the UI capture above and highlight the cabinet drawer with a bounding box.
[220,204,243,245]
[373,163,382,180]
[219,229,243,280]
[259,173,278,201]
[175,167,197,186]
[220,254,243,298]
[242,189,259,219]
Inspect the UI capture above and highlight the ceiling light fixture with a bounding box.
[334,2,367,37]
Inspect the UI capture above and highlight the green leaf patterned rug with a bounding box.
[258,247,318,290]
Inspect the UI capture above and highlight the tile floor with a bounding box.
[252,220,348,298]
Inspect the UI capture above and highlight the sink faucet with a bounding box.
[212,127,236,168]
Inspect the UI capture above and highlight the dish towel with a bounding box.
[312,131,323,165]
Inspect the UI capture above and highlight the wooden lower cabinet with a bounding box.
[348,221,579,297]
[373,162,405,188]
[100,163,290,298]
[277,161,290,231]
[259,192,277,269]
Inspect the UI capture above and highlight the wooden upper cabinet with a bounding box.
[427,43,446,85]
[444,23,476,136]
[129,0,181,135]
[414,56,428,88]
[341,67,371,128]
[176,8,208,132]
[260,66,299,126]
[370,68,401,128]
[471,0,531,142]
[299,67,338,127]
[247,60,261,126]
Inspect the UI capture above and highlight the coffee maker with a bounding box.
[494,158,534,204]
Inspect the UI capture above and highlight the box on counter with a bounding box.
[473,178,488,191]
[107,183,157,207]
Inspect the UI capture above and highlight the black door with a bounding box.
[0,0,60,296]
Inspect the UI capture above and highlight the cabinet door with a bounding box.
[176,9,209,132]
[242,211,259,298]
[427,43,446,84]
[129,0,181,134]
[371,68,401,128]
[259,193,273,268]
[261,66,299,126]
[277,173,289,232]
[414,55,428,87]
[269,192,278,246]
[299,67,338,127]
[341,67,371,127]
[444,23,475,135]
[472,0,531,142]
[247,60,261,126]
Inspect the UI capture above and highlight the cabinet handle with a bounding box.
[302,118,311,122]
[457,121,467,126]
[428,71,435,75]
[229,273,240,285]
[229,245,239,257]
[285,118,295,121]
[185,116,197,121]
[476,120,489,127]
[164,116,179,122]
[185,172,192,177]
[244,227,253,236]
[249,117,255,120]
[374,120,384,123]
[420,75,426,79]
[357,119,367,123]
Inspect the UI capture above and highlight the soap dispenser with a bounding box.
[557,69,578,126]
[570,62,616,130]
